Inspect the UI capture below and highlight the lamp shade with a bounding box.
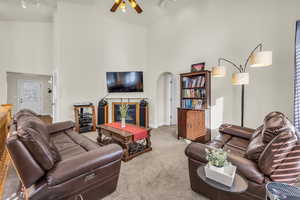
[249,51,272,67]
[212,66,226,77]
[232,73,249,85]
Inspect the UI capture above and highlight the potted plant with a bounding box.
[120,104,129,128]
[205,148,229,173]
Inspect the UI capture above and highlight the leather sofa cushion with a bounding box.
[59,145,87,160]
[259,130,297,176]
[262,112,289,143]
[228,153,266,184]
[246,125,265,162]
[51,130,99,160]
[66,130,99,151]
[223,145,246,157]
[18,127,59,170]
[6,134,45,188]
[206,134,232,149]
[51,132,78,152]
[19,116,61,163]
[226,137,249,151]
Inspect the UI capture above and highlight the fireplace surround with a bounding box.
[112,102,139,125]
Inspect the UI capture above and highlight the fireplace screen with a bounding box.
[113,103,138,125]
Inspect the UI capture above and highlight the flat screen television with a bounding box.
[106,71,144,93]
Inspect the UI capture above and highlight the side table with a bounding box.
[197,166,248,194]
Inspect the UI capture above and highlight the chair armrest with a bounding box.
[47,121,75,134]
[228,153,265,184]
[219,124,255,140]
[46,144,123,186]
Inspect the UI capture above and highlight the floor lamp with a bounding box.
[212,43,272,127]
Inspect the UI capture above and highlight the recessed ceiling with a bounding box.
[0,0,181,24]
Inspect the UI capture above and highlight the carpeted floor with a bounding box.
[3,126,208,200]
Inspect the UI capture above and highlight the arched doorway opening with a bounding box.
[156,72,177,127]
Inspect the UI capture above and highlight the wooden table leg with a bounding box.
[146,130,152,148]
[97,129,103,144]
[146,136,151,148]
[123,141,130,162]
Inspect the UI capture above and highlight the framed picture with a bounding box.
[191,62,205,72]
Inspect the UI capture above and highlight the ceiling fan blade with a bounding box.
[110,0,122,12]
[128,0,143,14]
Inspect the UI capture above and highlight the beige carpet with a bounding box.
[85,126,207,200]
[3,126,207,200]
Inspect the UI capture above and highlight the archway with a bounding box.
[156,72,177,127]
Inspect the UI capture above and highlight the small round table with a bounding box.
[197,166,248,194]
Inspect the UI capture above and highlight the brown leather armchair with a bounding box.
[185,112,300,200]
[7,109,123,200]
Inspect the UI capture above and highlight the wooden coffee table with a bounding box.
[96,124,152,162]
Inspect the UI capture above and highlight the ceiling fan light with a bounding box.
[131,1,137,8]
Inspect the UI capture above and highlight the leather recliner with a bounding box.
[7,109,123,200]
[185,112,300,200]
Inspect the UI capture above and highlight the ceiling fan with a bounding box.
[110,0,143,14]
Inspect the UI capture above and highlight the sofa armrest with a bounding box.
[185,142,266,185]
[47,144,123,186]
[185,143,210,163]
[47,121,75,134]
[228,153,265,184]
[219,124,255,140]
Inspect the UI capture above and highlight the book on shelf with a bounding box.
[182,76,206,88]
[182,88,206,98]
[181,99,204,109]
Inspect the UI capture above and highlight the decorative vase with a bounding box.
[121,118,126,128]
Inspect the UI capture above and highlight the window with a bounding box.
[294,21,300,131]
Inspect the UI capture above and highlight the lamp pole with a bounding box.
[241,84,245,127]
[217,43,265,127]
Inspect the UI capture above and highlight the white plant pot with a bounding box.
[208,164,225,173]
[121,118,126,128]
[205,164,237,187]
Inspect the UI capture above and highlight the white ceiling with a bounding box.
[0,0,181,24]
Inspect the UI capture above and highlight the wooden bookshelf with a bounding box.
[178,70,211,143]
[180,70,211,109]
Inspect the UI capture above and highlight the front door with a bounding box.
[17,79,43,114]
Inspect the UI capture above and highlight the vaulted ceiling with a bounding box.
[0,0,183,24]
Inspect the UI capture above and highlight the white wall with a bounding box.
[54,2,147,121]
[0,21,53,105]
[147,0,300,128]
[1,0,300,129]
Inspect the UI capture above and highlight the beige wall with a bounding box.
[54,2,148,121]
[0,21,53,106]
[147,0,300,128]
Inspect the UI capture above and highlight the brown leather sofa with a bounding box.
[7,109,123,200]
[185,112,300,200]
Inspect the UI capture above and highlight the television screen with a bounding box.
[106,71,144,93]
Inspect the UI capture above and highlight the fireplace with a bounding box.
[112,103,139,125]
